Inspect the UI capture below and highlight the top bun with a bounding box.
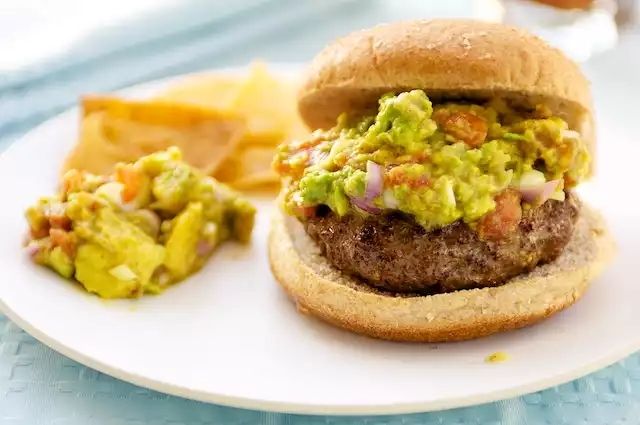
[298,19,595,162]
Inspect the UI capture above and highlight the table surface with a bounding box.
[0,1,639,423]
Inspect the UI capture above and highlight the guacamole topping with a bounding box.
[273,90,590,235]
[24,147,256,299]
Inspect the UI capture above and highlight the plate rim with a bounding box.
[0,63,638,416]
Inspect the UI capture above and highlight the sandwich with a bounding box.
[269,19,616,342]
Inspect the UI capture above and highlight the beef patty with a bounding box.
[303,193,581,294]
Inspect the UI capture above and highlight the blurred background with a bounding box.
[0,0,637,144]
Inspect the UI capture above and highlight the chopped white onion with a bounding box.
[444,181,456,207]
[157,271,171,287]
[518,170,546,189]
[519,180,561,204]
[137,209,161,237]
[383,189,398,209]
[109,264,137,281]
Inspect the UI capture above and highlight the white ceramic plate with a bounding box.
[0,64,637,415]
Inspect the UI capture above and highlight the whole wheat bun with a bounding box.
[268,203,615,342]
[297,19,596,172]
[269,20,612,342]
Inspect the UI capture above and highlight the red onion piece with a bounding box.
[519,180,561,204]
[349,196,382,214]
[365,161,383,200]
[26,243,40,259]
[309,149,329,165]
[197,239,214,256]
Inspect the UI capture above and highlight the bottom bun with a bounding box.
[268,202,616,342]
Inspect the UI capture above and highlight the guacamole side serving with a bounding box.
[24,147,256,299]
[273,90,590,236]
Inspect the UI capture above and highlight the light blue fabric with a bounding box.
[1,1,639,423]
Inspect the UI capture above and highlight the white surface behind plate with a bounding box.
[0,66,636,415]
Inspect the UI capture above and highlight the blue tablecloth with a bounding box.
[1,1,639,423]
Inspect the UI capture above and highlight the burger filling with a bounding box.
[275,90,589,237]
[273,90,590,292]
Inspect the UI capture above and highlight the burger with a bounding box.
[269,19,616,342]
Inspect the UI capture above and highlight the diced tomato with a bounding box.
[30,226,49,240]
[290,203,315,217]
[274,163,297,179]
[49,214,71,231]
[49,228,77,258]
[115,165,141,203]
[298,206,316,217]
[563,174,577,189]
[386,168,431,189]
[435,111,488,148]
[477,189,522,241]
[272,160,290,175]
[27,208,50,239]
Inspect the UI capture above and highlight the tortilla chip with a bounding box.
[156,64,299,148]
[154,75,244,111]
[73,63,311,193]
[231,62,303,146]
[62,96,245,176]
[213,145,280,190]
[155,63,310,192]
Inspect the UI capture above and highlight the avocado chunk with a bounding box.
[49,246,74,279]
[164,202,204,281]
[74,208,165,298]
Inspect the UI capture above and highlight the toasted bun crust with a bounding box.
[268,202,615,342]
[297,19,595,168]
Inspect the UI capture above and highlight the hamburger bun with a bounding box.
[269,19,613,342]
[297,19,596,173]
[268,204,615,342]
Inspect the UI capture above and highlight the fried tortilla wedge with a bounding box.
[159,62,305,147]
[153,63,311,191]
[62,96,246,176]
[214,145,280,190]
[231,62,301,146]
[154,74,244,111]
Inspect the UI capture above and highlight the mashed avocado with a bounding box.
[273,90,590,232]
[24,147,256,299]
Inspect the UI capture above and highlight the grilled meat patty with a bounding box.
[303,193,581,294]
